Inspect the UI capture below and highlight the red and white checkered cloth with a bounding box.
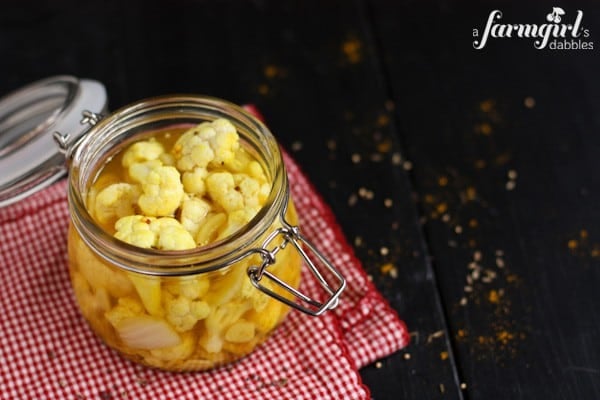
[0,128,409,400]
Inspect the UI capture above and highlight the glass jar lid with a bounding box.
[0,75,107,207]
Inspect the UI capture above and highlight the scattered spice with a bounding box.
[438,176,448,186]
[402,160,413,171]
[440,351,449,361]
[291,141,303,152]
[426,330,444,343]
[524,96,536,108]
[460,382,468,390]
[505,181,516,191]
[403,353,411,360]
[439,383,446,394]
[376,114,390,127]
[380,246,389,256]
[375,361,383,369]
[391,152,402,165]
[351,153,361,164]
[488,289,500,304]
[383,198,393,208]
[341,37,363,64]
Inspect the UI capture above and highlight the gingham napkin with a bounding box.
[0,127,409,400]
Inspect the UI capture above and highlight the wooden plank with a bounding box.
[370,0,600,398]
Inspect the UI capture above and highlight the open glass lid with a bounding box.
[0,76,107,207]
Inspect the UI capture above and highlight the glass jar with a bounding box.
[0,76,345,372]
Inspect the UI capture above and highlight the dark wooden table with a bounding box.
[2,1,599,399]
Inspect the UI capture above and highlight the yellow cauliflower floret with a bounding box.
[164,276,210,300]
[163,292,211,332]
[128,159,162,183]
[205,172,244,212]
[122,139,165,168]
[105,297,145,327]
[114,215,156,248]
[114,216,196,250]
[233,173,265,209]
[209,118,239,167]
[217,208,259,240]
[172,119,239,172]
[172,123,216,171]
[247,160,268,182]
[180,196,211,239]
[181,167,208,196]
[224,319,256,343]
[138,165,184,217]
[154,217,197,250]
[199,300,252,353]
[93,183,141,225]
[148,332,195,363]
[195,212,227,246]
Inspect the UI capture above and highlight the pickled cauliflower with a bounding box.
[114,215,196,250]
[172,118,239,171]
[69,118,302,372]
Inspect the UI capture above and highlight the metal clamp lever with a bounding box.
[247,225,346,317]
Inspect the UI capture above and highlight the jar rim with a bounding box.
[68,95,289,276]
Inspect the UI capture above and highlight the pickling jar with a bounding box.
[0,76,346,371]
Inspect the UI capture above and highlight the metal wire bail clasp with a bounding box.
[247,215,346,317]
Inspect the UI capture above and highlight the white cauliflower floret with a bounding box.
[93,183,141,225]
[122,139,165,168]
[163,292,211,332]
[114,216,196,250]
[205,172,243,212]
[172,119,239,172]
[181,167,208,196]
[138,165,184,217]
[179,196,211,238]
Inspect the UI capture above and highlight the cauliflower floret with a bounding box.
[93,183,141,225]
[138,165,184,217]
[172,119,239,172]
[205,172,244,212]
[163,292,211,332]
[181,167,208,196]
[122,139,165,168]
[217,208,259,240]
[179,196,211,238]
[128,159,162,183]
[172,123,216,171]
[114,216,196,250]
[154,217,197,250]
[233,173,264,209]
[164,276,210,299]
[198,300,252,353]
[148,332,196,363]
[224,319,256,343]
[246,160,268,183]
[105,297,146,327]
[114,215,156,248]
[210,118,239,166]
